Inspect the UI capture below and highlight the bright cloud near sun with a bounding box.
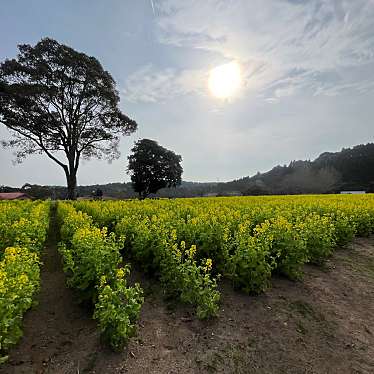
[124,0,374,104]
[208,62,242,99]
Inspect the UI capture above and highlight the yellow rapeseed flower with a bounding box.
[116,268,125,279]
[100,275,107,287]
[19,274,29,285]
[204,258,213,272]
[188,245,197,259]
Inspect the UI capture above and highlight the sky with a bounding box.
[1,0,374,187]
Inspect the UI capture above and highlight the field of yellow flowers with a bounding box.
[2,194,374,360]
[73,194,374,318]
[0,201,49,362]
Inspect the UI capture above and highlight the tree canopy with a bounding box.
[127,139,183,199]
[0,38,137,199]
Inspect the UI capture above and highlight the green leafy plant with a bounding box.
[94,267,144,350]
[326,211,356,247]
[57,202,144,350]
[0,201,49,361]
[0,247,40,354]
[160,241,220,319]
[254,217,308,280]
[227,224,272,294]
[296,214,336,264]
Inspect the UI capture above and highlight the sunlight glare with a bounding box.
[208,62,242,99]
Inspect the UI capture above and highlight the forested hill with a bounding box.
[1,143,374,198]
[225,143,374,195]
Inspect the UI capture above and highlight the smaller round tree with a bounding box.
[127,139,183,199]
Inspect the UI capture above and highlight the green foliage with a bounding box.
[57,203,92,244]
[160,241,220,319]
[115,214,221,319]
[239,143,374,195]
[349,209,374,237]
[0,247,40,353]
[0,201,49,255]
[254,217,308,280]
[177,213,233,271]
[57,202,144,349]
[296,214,336,264]
[227,225,272,294]
[73,194,374,321]
[94,267,143,350]
[0,38,137,199]
[123,217,163,273]
[127,139,183,199]
[59,226,121,298]
[326,211,356,247]
[5,207,49,253]
[0,201,49,360]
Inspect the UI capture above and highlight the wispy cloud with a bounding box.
[123,64,208,103]
[123,0,374,103]
[157,0,374,67]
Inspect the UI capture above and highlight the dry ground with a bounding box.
[1,221,373,373]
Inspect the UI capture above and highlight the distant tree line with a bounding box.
[2,142,374,199]
[235,142,374,195]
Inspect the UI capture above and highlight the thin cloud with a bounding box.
[137,0,374,99]
[123,64,208,103]
[123,0,374,102]
[157,0,374,68]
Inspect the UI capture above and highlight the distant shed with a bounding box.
[0,192,32,200]
[340,191,366,194]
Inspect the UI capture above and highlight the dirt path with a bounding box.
[100,237,374,374]
[0,204,101,374]
[1,217,374,373]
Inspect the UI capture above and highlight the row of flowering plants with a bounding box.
[0,201,50,363]
[73,200,221,319]
[57,202,143,350]
[0,201,38,256]
[74,194,374,301]
[115,217,221,319]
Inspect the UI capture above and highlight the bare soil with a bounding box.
[1,218,374,373]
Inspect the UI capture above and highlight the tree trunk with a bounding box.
[66,172,77,200]
[138,190,148,200]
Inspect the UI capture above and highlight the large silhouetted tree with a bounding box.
[127,139,183,199]
[0,38,137,199]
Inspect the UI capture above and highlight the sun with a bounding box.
[208,62,242,99]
